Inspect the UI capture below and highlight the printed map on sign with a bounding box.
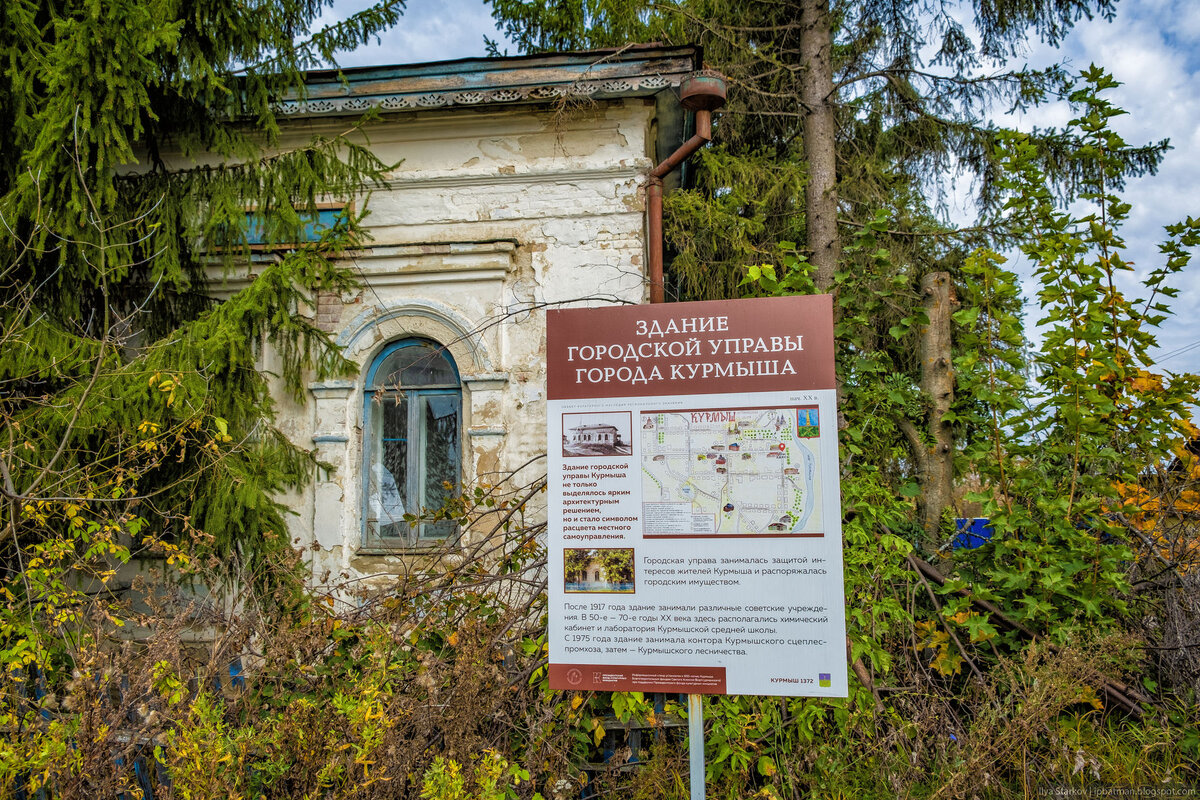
[640,407,823,537]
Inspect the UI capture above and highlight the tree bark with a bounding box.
[912,271,955,537]
[799,0,840,292]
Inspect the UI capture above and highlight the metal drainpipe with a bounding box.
[647,70,727,304]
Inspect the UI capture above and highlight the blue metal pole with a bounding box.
[688,693,705,799]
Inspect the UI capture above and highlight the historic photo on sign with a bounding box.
[563,548,635,593]
[561,412,633,457]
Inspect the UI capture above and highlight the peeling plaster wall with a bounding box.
[282,98,656,592]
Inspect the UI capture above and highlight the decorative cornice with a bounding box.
[310,380,356,397]
[461,373,510,388]
[377,164,647,191]
[280,45,699,119]
[275,74,678,117]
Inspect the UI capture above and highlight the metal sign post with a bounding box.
[688,693,705,799]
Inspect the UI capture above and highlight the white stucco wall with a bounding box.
[272,98,657,588]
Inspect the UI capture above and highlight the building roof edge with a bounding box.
[278,44,700,118]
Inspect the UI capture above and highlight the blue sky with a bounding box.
[319,0,1200,378]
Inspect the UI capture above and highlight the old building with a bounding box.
[568,424,620,445]
[218,46,703,589]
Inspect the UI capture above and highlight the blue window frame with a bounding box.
[362,339,461,547]
[244,206,343,247]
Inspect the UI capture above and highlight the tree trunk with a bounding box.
[916,273,955,537]
[908,271,955,537]
[799,0,840,293]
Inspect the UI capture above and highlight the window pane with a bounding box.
[371,343,456,389]
[372,395,409,540]
[420,394,459,540]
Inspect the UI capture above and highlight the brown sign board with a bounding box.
[546,294,848,698]
[546,295,835,401]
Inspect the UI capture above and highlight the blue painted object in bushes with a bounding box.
[953,518,994,549]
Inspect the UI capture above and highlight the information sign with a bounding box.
[546,295,847,697]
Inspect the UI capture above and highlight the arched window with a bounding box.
[363,339,461,547]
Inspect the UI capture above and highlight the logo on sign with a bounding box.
[566,668,583,686]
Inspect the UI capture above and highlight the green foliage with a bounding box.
[746,217,934,501]
[596,548,634,583]
[487,0,676,53]
[945,69,1200,641]
[667,149,808,301]
[563,548,592,581]
[0,2,408,790]
[713,67,1200,796]
[4,471,1198,799]
[0,0,403,662]
[0,495,562,799]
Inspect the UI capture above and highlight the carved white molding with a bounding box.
[274,75,680,118]
[336,297,494,374]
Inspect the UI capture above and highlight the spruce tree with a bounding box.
[0,0,405,640]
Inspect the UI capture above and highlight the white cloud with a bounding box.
[996,4,1200,375]
[313,0,506,67]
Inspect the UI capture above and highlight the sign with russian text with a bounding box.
[546,295,847,697]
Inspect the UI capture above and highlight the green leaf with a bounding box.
[952,307,980,325]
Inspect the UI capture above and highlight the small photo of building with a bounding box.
[562,412,633,457]
[564,548,635,593]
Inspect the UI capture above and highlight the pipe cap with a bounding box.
[680,69,727,111]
